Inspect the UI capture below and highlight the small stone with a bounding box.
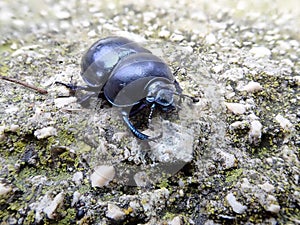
[212,64,224,74]
[55,10,71,19]
[266,204,280,214]
[72,171,83,185]
[90,165,115,187]
[44,192,65,219]
[54,97,77,108]
[275,114,293,132]
[205,33,217,45]
[225,102,246,115]
[169,216,182,225]
[258,182,275,193]
[34,127,57,139]
[106,203,125,221]
[0,183,12,198]
[170,33,185,42]
[71,191,81,207]
[240,81,263,93]
[229,120,248,130]
[221,68,244,81]
[226,192,247,214]
[248,120,262,145]
[215,149,236,169]
[250,46,271,58]
[9,124,20,132]
[158,29,171,38]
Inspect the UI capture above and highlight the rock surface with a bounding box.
[0,0,299,224]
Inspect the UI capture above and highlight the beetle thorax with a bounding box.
[146,80,175,107]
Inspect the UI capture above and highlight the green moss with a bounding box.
[225,168,243,183]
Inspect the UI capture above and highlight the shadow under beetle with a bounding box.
[56,36,184,140]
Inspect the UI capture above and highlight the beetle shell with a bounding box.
[104,52,174,107]
[81,36,151,88]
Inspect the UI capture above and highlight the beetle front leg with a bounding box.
[122,112,150,140]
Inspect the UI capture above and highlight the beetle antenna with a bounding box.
[173,92,199,103]
[148,103,156,126]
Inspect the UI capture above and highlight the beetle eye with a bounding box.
[146,96,155,102]
[155,89,173,106]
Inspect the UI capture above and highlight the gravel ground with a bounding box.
[0,0,299,224]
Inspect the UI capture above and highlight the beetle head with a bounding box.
[146,79,175,111]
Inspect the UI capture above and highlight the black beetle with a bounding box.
[56,36,183,140]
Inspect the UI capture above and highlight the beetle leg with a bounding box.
[55,81,97,92]
[122,113,150,140]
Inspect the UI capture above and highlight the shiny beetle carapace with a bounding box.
[56,36,183,140]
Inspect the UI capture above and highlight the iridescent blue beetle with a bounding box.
[56,36,183,140]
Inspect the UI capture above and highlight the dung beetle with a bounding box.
[56,36,183,140]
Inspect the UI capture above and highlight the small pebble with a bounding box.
[170,33,185,42]
[169,216,182,225]
[90,165,115,187]
[225,102,246,115]
[212,64,224,74]
[0,183,12,197]
[205,33,217,45]
[248,120,262,145]
[221,68,244,81]
[72,171,83,185]
[266,203,281,214]
[71,191,81,207]
[158,29,171,38]
[229,120,248,130]
[240,81,263,93]
[215,149,236,169]
[275,114,293,132]
[34,127,57,139]
[258,182,275,193]
[43,192,65,219]
[54,97,77,108]
[226,192,247,214]
[250,46,271,58]
[106,203,125,221]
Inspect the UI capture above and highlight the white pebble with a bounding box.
[275,114,293,132]
[240,81,262,93]
[229,121,248,130]
[90,165,115,187]
[212,64,224,74]
[54,97,77,108]
[250,46,271,58]
[221,68,244,81]
[158,29,171,38]
[0,183,12,197]
[258,182,275,193]
[248,120,262,145]
[169,216,182,225]
[266,203,281,213]
[55,11,71,19]
[106,203,125,221]
[215,149,236,169]
[226,192,247,214]
[72,171,83,185]
[43,192,65,219]
[205,33,217,45]
[34,127,57,139]
[9,124,20,132]
[170,33,185,42]
[71,191,81,207]
[225,102,246,115]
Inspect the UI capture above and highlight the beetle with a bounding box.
[56,36,183,140]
